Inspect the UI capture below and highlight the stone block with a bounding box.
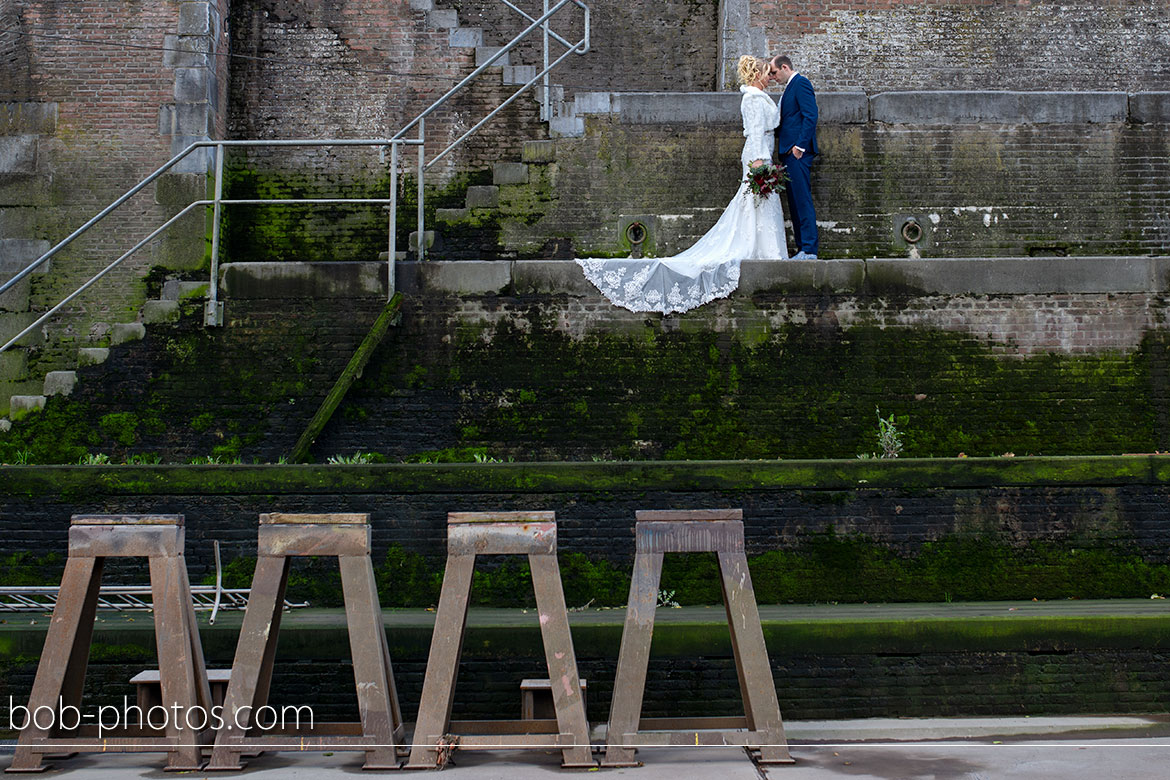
[573,92,613,115]
[9,394,46,421]
[178,2,213,35]
[0,239,51,275]
[110,322,146,346]
[161,280,210,300]
[43,370,77,397]
[465,185,499,208]
[409,230,436,252]
[476,47,509,67]
[0,136,37,175]
[174,67,211,102]
[0,276,30,312]
[0,417,9,433]
[493,162,529,185]
[169,139,212,173]
[449,27,483,48]
[739,259,865,295]
[0,313,43,347]
[426,9,458,28]
[162,34,212,68]
[436,208,470,223]
[175,102,211,135]
[77,348,110,367]
[219,262,387,299]
[401,260,511,295]
[1130,92,1170,124]
[409,0,434,10]
[612,93,739,124]
[864,257,1154,296]
[820,92,869,124]
[142,300,180,324]
[0,102,57,135]
[869,91,1128,125]
[523,142,556,165]
[0,350,27,382]
[502,65,537,86]
[512,260,596,295]
[549,115,584,137]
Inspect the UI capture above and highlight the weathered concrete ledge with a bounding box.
[221,257,1170,301]
[4,455,1170,499]
[573,91,1168,125]
[4,602,1169,662]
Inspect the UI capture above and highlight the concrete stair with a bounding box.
[0,280,207,427]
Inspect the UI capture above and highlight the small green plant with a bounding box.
[327,452,375,464]
[124,453,162,465]
[876,408,904,458]
[473,452,502,463]
[12,449,34,465]
[78,453,111,465]
[656,589,680,608]
[190,455,221,464]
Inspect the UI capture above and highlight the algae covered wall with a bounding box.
[489,94,1170,260]
[3,267,1170,466]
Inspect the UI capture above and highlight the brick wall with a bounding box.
[751,0,1170,92]
[492,98,1170,259]
[1,1,226,411]
[446,0,719,94]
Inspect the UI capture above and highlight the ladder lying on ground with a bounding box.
[0,541,307,623]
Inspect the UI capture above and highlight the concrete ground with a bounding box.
[4,716,1170,778]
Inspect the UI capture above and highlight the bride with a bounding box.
[577,55,788,315]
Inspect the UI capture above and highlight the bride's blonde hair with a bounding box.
[737,55,767,87]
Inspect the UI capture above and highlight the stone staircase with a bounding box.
[1,280,207,432]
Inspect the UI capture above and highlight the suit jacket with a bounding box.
[775,73,818,158]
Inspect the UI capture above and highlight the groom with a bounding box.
[771,55,819,260]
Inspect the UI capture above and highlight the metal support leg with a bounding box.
[208,513,403,771]
[406,512,596,770]
[602,510,793,767]
[601,551,662,767]
[405,554,474,769]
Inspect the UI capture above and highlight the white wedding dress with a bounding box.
[577,85,788,314]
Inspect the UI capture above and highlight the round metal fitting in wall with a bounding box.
[625,221,647,245]
[901,218,923,244]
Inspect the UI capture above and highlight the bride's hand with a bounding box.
[750,159,765,168]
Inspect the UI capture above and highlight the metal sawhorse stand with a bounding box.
[206,513,403,770]
[405,512,595,769]
[8,514,212,773]
[602,509,792,766]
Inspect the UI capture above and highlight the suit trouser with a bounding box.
[783,152,818,256]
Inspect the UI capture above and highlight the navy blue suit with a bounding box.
[775,73,818,256]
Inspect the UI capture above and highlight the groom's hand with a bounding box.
[791,147,804,160]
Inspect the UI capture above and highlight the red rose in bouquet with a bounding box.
[744,162,787,204]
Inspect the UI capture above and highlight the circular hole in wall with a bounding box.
[901,218,923,244]
[625,222,647,245]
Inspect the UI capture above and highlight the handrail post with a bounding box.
[388,142,398,300]
[543,0,550,121]
[417,119,426,262]
[205,143,226,327]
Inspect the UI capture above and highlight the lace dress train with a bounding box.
[577,85,788,315]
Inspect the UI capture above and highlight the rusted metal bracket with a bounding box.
[7,515,213,773]
[206,513,404,771]
[404,512,595,769]
[602,509,793,767]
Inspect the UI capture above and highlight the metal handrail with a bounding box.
[1,1,590,357]
[0,138,423,354]
[392,0,589,147]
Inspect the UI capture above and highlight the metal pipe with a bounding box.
[1,201,209,354]
[427,41,584,169]
[392,0,583,141]
[417,118,426,261]
[389,142,398,300]
[543,0,551,122]
[498,0,577,51]
[208,143,226,316]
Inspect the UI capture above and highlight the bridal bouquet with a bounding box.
[744,162,786,204]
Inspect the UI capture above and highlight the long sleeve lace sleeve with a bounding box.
[741,93,773,163]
